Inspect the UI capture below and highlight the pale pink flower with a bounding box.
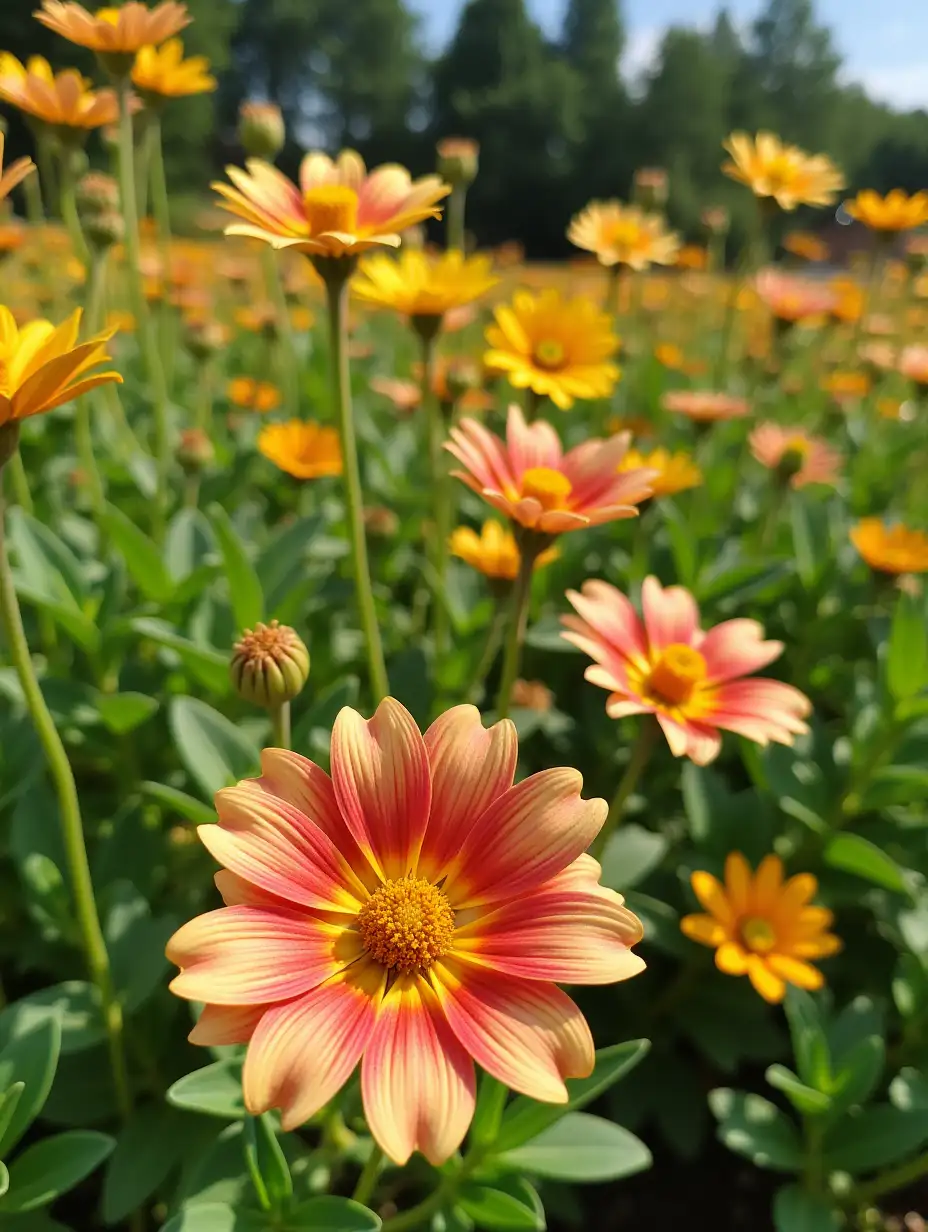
[748,423,841,488]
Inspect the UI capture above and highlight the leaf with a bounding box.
[0,1130,115,1213]
[167,1061,245,1120]
[141,781,216,826]
[288,1196,383,1230]
[168,697,261,799]
[0,984,104,1055]
[103,504,174,603]
[887,592,928,702]
[209,505,265,631]
[132,619,231,695]
[824,833,911,897]
[0,1084,24,1155]
[822,1104,928,1173]
[243,1114,292,1210]
[498,1113,651,1183]
[165,509,214,582]
[458,1178,544,1231]
[708,1089,802,1172]
[0,1018,61,1156]
[95,692,159,735]
[773,1185,839,1232]
[160,1203,269,1232]
[890,1069,928,1112]
[828,1037,885,1118]
[765,1066,831,1116]
[599,825,667,890]
[102,1105,191,1225]
[0,1163,7,1200]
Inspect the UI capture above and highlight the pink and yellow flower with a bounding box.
[755,268,838,322]
[446,403,656,536]
[167,700,644,1163]
[662,389,749,424]
[561,576,811,765]
[748,423,841,488]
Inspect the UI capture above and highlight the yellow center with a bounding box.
[96,7,122,24]
[357,875,454,974]
[303,185,359,237]
[605,220,642,250]
[520,466,572,511]
[741,916,777,953]
[647,642,707,706]
[533,339,567,370]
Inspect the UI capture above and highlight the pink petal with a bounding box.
[641,576,700,650]
[189,1003,265,1046]
[563,580,649,664]
[505,403,563,476]
[655,713,722,764]
[700,620,784,684]
[446,418,517,494]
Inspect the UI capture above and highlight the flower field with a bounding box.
[3,4,928,1231]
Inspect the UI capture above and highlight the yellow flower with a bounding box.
[227,376,281,413]
[257,420,343,479]
[484,288,620,410]
[821,370,871,402]
[0,305,122,426]
[681,853,841,1003]
[722,131,844,210]
[352,249,498,318]
[845,189,928,232]
[0,57,119,131]
[34,1,191,54]
[618,447,702,497]
[567,201,680,269]
[851,518,928,574]
[0,131,35,205]
[654,342,685,369]
[783,231,829,262]
[449,520,558,581]
[131,38,215,98]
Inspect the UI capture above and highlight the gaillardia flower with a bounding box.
[851,518,928,574]
[567,201,680,270]
[213,150,449,258]
[562,576,811,765]
[845,190,928,233]
[352,249,497,319]
[449,520,558,581]
[131,38,215,99]
[755,269,838,322]
[167,700,644,1163]
[748,423,841,489]
[34,1,191,54]
[0,131,35,204]
[447,404,655,536]
[681,853,840,1003]
[484,288,620,410]
[257,420,343,480]
[722,131,844,210]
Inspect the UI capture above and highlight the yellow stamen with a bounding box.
[648,642,707,706]
[303,185,359,237]
[533,339,567,370]
[519,466,572,511]
[357,875,454,974]
[741,916,777,953]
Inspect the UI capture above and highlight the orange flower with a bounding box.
[449,520,558,581]
[0,131,35,204]
[821,370,871,403]
[0,57,120,131]
[662,390,749,424]
[227,376,281,413]
[654,342,685,369]
[748,423,841,488]
[675,244,708,270]
[782,231,829,262]
[34,1,190,54]
[830,278,864,324]
[845,189,928,232]
[899,345,928,388]
[257,419,343,479]
[852,519,928,574]
[722,131,844,210]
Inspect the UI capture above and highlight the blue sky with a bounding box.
[410,0,928,110]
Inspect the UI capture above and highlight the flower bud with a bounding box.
[701,206,729,234]
[76,171,120,214]
[176,427,214,473]
[363,506,399,538]
[436,137,479,187]
[230,620,310,708]
[184,316,228,361]
[238,101,285,161]
[82,207,124,250]
[633,167,668,209]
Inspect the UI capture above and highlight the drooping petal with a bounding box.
[766,954,825,990]
[746,955,787,1003]
[189,1003,266,1046]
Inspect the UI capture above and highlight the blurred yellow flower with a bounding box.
[227,376,281,413]
[722,131,844,210]
[653,342,685,369]
[845,189,928,232]
[449,520,558,580]
[132,38,215,98]
[821,370,871,402]
[257,420,343,479]
[34,0,191,54]
[567,200,680,269]
[618,447,702,497]
[0,132,34,205]
[675,244,708,270]
[0,58,120,131]
[352,249,498,318]
[783,231,829,262]
[851,518,928,574]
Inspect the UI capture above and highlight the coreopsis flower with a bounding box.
[257,421,343,480]
[567,201,680,270]
[782,231,829,262]
[230,620,310,708]
[0,59,120,133]
[0,305,122,426]
[851,519,928,574]
[755,269,838,322]
[845,189,928,233]
[748,424,840,488]
[681,854,840,1003]
[352,249,498,319]
[131,38,215,99]
[662,390,749,424]
[899,345,928,390]
[34,1,190,54]
[449,520,558,581]
[213,150,449,258]
[167,700,645,1162]
[447,404,655,537]
[561,576,811,765]
[484,289,619,410]
[722,131,844,210]
[227,377,281,413]
[0,131,35,204]
[618,447,702,497]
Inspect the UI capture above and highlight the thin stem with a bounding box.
[419,326,450,660]
[590,718,658,861]
[75,253,109,522]
[23,167,44,224]
[36,132,59,220]
[195,358,215,433]
[0,466,131,1121]
[6,451,33,515]
[58,149,89,267]
[446,184,467,252]
[262,249,300,419]
[523,387,543,423]
[851,1146,928,1206]
[146,109,176,385]
[269,700,291,750]
[382,1185,451,1232]
[495,539,539,719]
[351,1144,384,1207]
[323,269,389,702]
[468,597,506,704]
[802,1118,825,1199]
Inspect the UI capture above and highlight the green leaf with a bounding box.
[132,619,231,695]
[458,1178,544,1231]
[209,505,264,631]
[887,592,928,701]
[102,1105,191,1225]
[0,1130,115,1213]
[95,692,159,735]
[783,989,830,1093]
[0,1162,8,1200]
[822,1105,928,1173]
[0,1018,61,1156]
[167,1061,245,1120]
[708,1089,802,1172]
[168,697,261,799]
[599,825,667,890]
[0,984,104,1056]
[889,1069,928,1112]
[7,509,86,604]
[824,833,911,897]
[160,1203,269,1232]
[495,1040,650,1153]
[773,1185,839,1232]
[141,781,216,826]
[103,504,174,603]
[498,1113,651,1183]
[288,1196,382,1230]
[165,509,214,582]
[0,1084,24,1155]
[828,1037,885,1118]
[12,581,100,653]
[243,1114,291,1211]
[765,1066,831,1116]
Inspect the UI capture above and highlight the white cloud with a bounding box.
[622,26,662,83]
[852,63,928,111]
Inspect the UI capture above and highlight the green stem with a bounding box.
[262,249,301,419]
[446,184,467,252]
[23,168,44,225]
[852,1148,928,1207]
[0,463,131,1122]
[382,1184,452,1232]
[523,387,543,423]
[195,358,215,433]
[802,1118,825,1199]
[36,131,59,220]
[468,597,506,704]
[74,253,109,522]
[495,538,539,719]
[351,1144,384,1207]
[146,109,176,386]
[322,266,389,703]
[590,718,658,861]
[269,700,291,750]
[58,149,89,267]
[6,451,33,515]
[419,324,450,660]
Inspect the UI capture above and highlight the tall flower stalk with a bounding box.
[415,316,450,659]
[495,533,543,718]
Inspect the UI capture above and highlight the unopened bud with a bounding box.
[176,428,214,473]
[238,102,285,161]
[436,137,479,187]
[184,317,227,361]
[633,167,668,209]
[363,506,399,537]
[701,206,730,234]
[76,171,120,214]
[82,208,124,250]
[230,620,310,708]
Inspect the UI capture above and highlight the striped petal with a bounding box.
[641,576,700,651]
[189,1003,266,1046]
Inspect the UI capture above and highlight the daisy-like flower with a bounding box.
[618,447,702,498]
[227,376,281,413]
[662,390,749,424]
[213,150,449,259]
[166,700,645,1163]
[830,278,864,325]
[755,269,838,322]
[0,305,122,427]
[0,59,120,133]
[131,38,215,99]
[0,131,35,204]
[561,576,811,765]
[851,518,928,574]
[484,289,620,410]
[748,423,840,488]
[352,249,497,319]
[722,131,844,211]
[257,420,343,480]
[567,201,680,270]
[681,853,840,1003]
[782,231,829,262]
[821,370,871,404]
[446,404,655,537]
[899,344,928,390]
[449,520,558,581]
[34,1,190,54]
[845,189,928,233]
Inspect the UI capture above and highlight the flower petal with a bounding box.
[747,955,787,1003]
[189,1003,265,1046]
[766,954,825,990]
[680,913,726,948]
[641,576,700,651]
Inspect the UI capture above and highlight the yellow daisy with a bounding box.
[567,200,680,269]
[352,249,498,319]
[722,131,844,210]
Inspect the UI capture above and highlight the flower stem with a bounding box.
[269,700,290,750]
[495,537,540,718]
[851,1146,928,1207]
[418,325,450,660]
[469,597,506,703]
[75,252,109,523]
[322,266,389,703]
[590,718,658,861]
[57,148,89,267]
[262,249,300,419]
[0,461,131,1122]
[6,451,33,515]
[351,1143,384,1207]
[446,184,466,252]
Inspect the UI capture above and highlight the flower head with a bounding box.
[131,38,215,98]
[562,576,811,765]
[167,699,644,1162]
[662,389,749,424]
[845,189,928,232]
[449,520,558,581]
[618,447,702,497]
[0,131,35,204]
[782,231,829,262]
[231,620,310,708]
[567,201,680,270]
[899,345,928,388]
[755,269,838,322]
[681,853,840,1003]
[821,370,871,404]
[851,518,928,574]
[257,420,343,480]
[227,376,281,413]
[748,423,840,488]
[447,404,655,537]
[0,56,120,132]
[353,249,498,318]
[213,150,449,259]
[34,0,190,53]
[722,131,844,210]
[484,289,619,410]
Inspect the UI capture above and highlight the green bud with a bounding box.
[230,620,310,708]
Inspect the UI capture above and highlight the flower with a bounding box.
[0,305,122,426]
[511,679,553,712]
[0,57,120,132]
[782,231,829,262]
[845,189,928,232]
[484,289,619,410]
[561,576,811,765]
[34,1,190,53]
[618,447,702,497]
[230,620,310,708]
[899,345,928,389]
[227,376,281,413]
[748,423,840,488]
[239,101,285,160]
[166,699,644,1162]
[755,269,838,322]
[449,520,558,581]
[654,343,685,369]
[662,390,749,424]
[436,137,479,185]
[0,131,35,204]
[567,201,680,270]
[352,249,498,318]
[722,131,844,210]
[447,404,655,536]
[675,244,708,271]
[851,519,928,574]
[257,420,343,480]
[821,370,871,403]
[131,38,215,98]
[213,150,450,258]
[680,853,840,1003]
[830,278,864,324]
